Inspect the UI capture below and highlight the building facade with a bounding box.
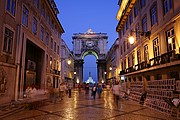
[61,39,74,84]
[0,0,64,104]
[106,38,120,85]
[116,0,180,115]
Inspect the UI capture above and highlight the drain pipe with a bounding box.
[14,24,23,101]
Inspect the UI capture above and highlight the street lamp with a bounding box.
[128,30,151,44]
[109,67,112,71]
[67,59,71,65]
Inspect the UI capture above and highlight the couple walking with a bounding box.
[91,84,102,99]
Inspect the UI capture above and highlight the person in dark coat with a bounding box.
[92,84,97,99]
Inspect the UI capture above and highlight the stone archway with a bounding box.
[72,29,108,83]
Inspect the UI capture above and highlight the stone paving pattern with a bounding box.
[0,90,178,120]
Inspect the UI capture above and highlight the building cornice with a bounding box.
[116,0,136,32]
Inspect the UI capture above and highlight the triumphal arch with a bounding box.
[72,29,108,83]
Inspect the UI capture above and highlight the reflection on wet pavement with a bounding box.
[0,90,177,120]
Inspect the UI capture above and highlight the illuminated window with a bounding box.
[153,38,160,57]
[167,28,176,52]
[50,57,52,69]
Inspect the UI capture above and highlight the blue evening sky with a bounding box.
[54,0,119,82]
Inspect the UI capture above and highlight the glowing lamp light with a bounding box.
[67,59,71,65]
[102,80,104,83]
[109,67,112,71]
[168,37,172,44]
[128,36,135,44]
[74,72,76,75]
[77,78,79,83]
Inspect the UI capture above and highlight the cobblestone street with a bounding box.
[0,90,178,120]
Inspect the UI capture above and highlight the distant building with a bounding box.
[0,0,64,104]
[61,39,74,83]
[106,38,119,85]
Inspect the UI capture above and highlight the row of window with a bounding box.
[4,1,62,55]
[119,0,172,39]
[46,54,60,70]
[121,28,175,70]
[22,5,60,54]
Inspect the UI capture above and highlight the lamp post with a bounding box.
[128,30,151,44]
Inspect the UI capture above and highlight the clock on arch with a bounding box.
[86,41,94,47]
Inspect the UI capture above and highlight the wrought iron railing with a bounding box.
[119,50,180,75]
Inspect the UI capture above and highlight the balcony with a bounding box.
[119,51,180,75]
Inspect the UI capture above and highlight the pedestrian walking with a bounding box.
[97,85,102,98]
[59,83,64,100]
[112,81,121,107]
[85,83,89,95]
[49,84,56,103]
[92,84,97,99]
[68,82,72,98]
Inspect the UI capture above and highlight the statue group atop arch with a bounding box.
[72,29,108,84]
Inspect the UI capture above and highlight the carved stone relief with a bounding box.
[0,67,7,95]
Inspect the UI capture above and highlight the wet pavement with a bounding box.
[0,90,178,120]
